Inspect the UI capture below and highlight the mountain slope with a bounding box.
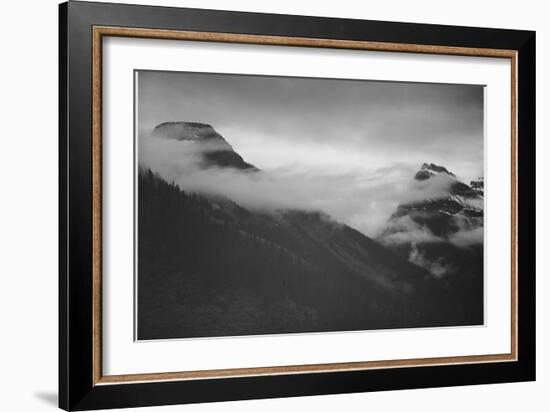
[138,127,483,339]
[378,163,484,324]
[138,170,466,339]
[379,162,483,267]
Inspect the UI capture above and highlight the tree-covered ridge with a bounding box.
[137,170,483,340]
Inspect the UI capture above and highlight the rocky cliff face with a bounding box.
[379,162,484,279]
[414,162,456,180]
[400,163,483,222]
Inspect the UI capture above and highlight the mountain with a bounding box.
[378,163,484,323]
[138,128,483,340]
[414,162,456,180]
[380,162,483,253]
[152,122,257,170]
[470,177,484,196]
[411,163,483,217]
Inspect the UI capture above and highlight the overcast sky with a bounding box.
[137,70,484,236]
[137,70,483,182]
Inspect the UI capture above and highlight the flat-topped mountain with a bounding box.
[153,121,227,142]
[152,121,257,171]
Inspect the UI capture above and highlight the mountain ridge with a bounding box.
[137,124,484,339]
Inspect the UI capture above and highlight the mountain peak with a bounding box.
[152,121,224,142]
[415,163,456,180]
[151,121,257,171]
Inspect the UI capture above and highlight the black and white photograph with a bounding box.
[136,70,485,340]
[0,0,542,410]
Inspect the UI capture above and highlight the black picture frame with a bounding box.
[59,1,536,410]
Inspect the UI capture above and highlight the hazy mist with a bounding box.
[137,70,484,238]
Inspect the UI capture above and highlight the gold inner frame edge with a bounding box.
[91,25,518,386]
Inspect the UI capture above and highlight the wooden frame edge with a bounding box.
[93,26,517,58]
[511,51,519,362]
[91,25,519,386]
[92,26,103,385]
[97,353,515,385]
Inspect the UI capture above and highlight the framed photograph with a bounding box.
[59,1,535,410]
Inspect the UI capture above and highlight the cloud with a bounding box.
[448,226,484,247]
[139,131,461,237]
[380,215,443,245]
[408,245,453,278]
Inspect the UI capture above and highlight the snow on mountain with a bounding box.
[379,163,484,279]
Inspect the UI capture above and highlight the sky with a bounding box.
[137,70,484,237]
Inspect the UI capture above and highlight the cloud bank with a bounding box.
[139,131,457,237]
